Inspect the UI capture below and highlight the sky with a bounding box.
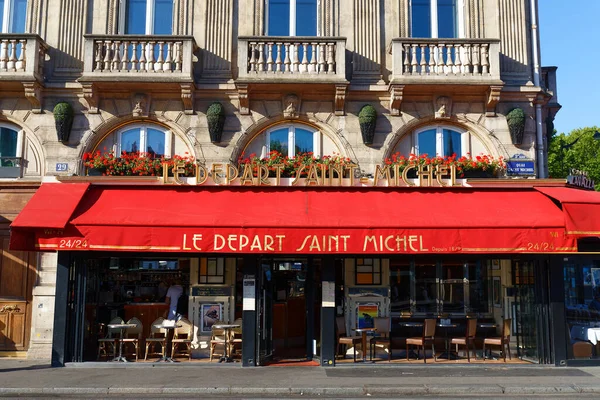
[538,1,600,135]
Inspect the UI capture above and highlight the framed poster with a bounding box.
[356,303,378,328]
[200,303,222,333]
[493,277,502,308]
[492,259,500,270]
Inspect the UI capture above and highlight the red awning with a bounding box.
[536,186,600,236]
[10,184,577,254]
[9,183,90,251]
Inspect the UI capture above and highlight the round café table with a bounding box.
[153,321,182,362]
[212,324,241,363]
[436,323,458,360]
[478,322,498,359]
[398,321,423,359]
[107,323,136,362]
[352,327,377,362]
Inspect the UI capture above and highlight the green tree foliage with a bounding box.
[548,126,600,190]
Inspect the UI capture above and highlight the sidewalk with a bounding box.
[1,359,600,397]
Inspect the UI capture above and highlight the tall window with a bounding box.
[119,0,173,34]
[0,124,23,177]
[266,124,320,157]
[267,0,317,36]
[414,126,463,157]
[118,125,170,157]
[410,0,461,38]
[0,0,27,33]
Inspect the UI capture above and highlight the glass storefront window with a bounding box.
[564,260,600,360]
[440,261,464,314]
[415,260,437,313]
[468,260,490,315]
[390,260,411,314]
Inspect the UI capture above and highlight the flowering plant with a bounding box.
[82,150,196,176]
[383,153,505,178]
[237,150,355,178]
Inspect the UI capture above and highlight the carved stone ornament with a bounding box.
[486,85,502,117]
[236,84,250,115]
[335,84,347,116]
[180,83,195,115]
[132,93,150,117]
[389,84,404,116]
[81,83,99,114]
[434,96,452,119]
[282,94,299,119]
[23,82,43,113]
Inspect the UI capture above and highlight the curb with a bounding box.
[2,385,600,397]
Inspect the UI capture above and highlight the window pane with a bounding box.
[125,0,147,34]
[438,0,457,38]
[356,273,373,285]
[121,128,141,153]
[294,128,313,154]
[153,0,173,34]
[296,0,317,36]
[411,0,431,38]
[468,260,490,314]
[0,0,4,31]
[418,129,436,156]
[0,128,18,167]
[146,128,165,157]
[268,0,290,36]
[10,0,27,33]
[390,261,411,313]
[415,261,437,313]
[442,129,461,157]
[441,261,464,314]
[270,128,289,157]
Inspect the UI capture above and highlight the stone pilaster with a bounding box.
[498,0,532,84]
[27,252,58,360]
[53,0,88,77]
[202,0,233,78]
[352,0,384,83]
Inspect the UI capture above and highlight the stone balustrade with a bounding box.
[237,36,347,82]
[390,38,501,82]
[82,35,197,81]
[0,34,47,81]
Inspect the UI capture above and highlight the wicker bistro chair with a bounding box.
[230,318,243,360]
[336,316,362,362]
[450,318,477,362]
[406,318,437,363]
[121,317,143,361]
[171,318,193,361]
[209,321,227,362]
[97,317,123,361]
[145,317,167,361]
[483,319,512,362]
[370,317,392,362]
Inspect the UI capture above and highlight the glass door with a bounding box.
[256,262,274,365]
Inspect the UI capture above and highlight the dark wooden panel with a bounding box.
[0,238,28,299]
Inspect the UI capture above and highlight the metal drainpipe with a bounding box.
[530,0,545,178]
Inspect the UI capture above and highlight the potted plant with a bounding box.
[506,107,526,145]
[358,104,377,145]
[207,102,226,144]
[53,101,74,143]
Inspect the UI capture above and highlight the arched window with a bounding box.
[0,123,24,177]
[119,125,169,157]
[413,125,466,157]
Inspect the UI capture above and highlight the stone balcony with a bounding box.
[80,35,198,113]
[0,34,48,113]
[236,36,348,115]
[388,38,503,116]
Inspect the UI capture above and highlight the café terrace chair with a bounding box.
[450,318,477,362]
[336,316,362,362]
[122,317,143,361]
[97,317,123,361]
[144,317,167,361]
[230,318,243,360]
[171,317,193,361]
[370,317,392,362]
[209,321,227,362]
[406,318,437,363]
[483,319,512,362]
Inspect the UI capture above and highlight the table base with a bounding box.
[111,356,129,362]
[436,351,459,360]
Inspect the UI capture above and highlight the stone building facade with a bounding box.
[0,0,559,359]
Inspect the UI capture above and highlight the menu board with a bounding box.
[191,286,232,297]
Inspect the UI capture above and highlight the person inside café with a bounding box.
[589,290,600,312]
[165,278,184,321]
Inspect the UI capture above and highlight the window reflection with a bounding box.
[121,129,140,153]
[146,128,165,157]
[468,260,490,314]
[415,261,437,313]
[390,261,411,313]
[125,0,147,34]
[294,128,313,154]
[418,129,436,156]
[270,128,289,157]
[153,0,173,35]
[441,262,464,314]
[437,0,457,38]
[442,129,461,157]
[411,0,431,38]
